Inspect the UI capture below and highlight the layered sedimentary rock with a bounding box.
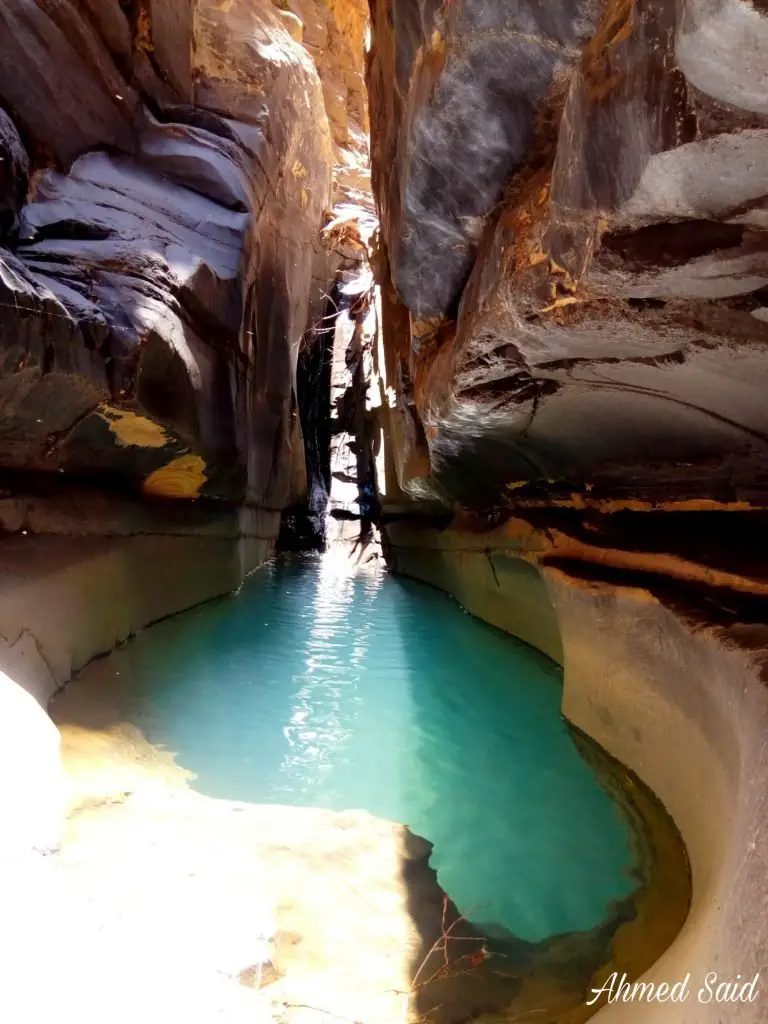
[368,0,768,508]
[0,0,333,511]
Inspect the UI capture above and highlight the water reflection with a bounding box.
[278,559,381,799]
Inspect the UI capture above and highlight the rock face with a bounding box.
[368,0,768,509]
[0,0,333,510]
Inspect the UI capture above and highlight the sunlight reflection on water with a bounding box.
[65,554,639,942]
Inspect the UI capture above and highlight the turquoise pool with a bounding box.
[59,555,639,942]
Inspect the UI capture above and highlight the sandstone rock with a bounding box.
[0,249,108,470]
[321,69,350,145]
[136,111,256,211]
[289,0,370,168]
[195,0,333,507]
[79,0,133,60]
[275,8,304,42]
[6,151,247,490]
[148,0,195,102]
[368,0,601,322]
[677,0,768,114]
[612,130,768,230]
[0,0,333,512]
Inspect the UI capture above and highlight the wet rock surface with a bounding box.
[368,0,768,509]
[0,0,332,508]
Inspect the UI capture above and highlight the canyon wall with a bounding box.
[0,0,370,852]
[368,1,768,1021]
[0,0,343,527]
[368,0,768,510]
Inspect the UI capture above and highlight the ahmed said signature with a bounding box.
[587,972,760,1006]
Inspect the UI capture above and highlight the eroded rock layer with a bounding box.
[368,0,768,509]
[0,0,334,511]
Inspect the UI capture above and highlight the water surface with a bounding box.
[60,555,640,942]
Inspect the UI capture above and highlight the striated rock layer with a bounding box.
[0,0,333,514]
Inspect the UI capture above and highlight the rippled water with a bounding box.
[63,555,639,942]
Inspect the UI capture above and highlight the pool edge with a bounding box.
[383,517,768,1024]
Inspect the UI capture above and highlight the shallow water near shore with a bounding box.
[54,554,650,943]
